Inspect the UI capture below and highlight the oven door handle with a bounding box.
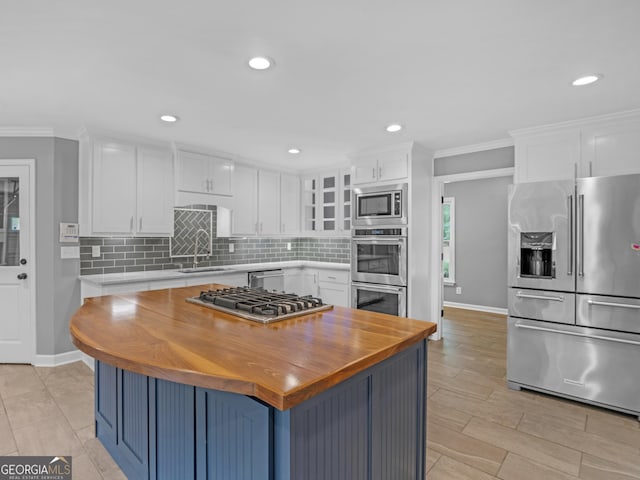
[352,283,404,294]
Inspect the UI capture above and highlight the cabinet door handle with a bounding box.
[130,217,134,232]
[260,222,263,232]
[281,223,285,232]
[139,218,143,231]
[371,167,376,179]
[378,166,382,178]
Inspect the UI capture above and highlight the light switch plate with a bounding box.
[61,246,80,259]
[229,243,234,253]
[92,245,101,257]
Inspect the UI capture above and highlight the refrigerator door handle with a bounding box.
[577,194,585,277]
[587,299,640,310]
[514,322,640,346]
[567,195,573,276]
[516,292,565,302]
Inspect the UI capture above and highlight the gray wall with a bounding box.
[434,146,514,176]
[0,137,80,356]
[443,175,511,309]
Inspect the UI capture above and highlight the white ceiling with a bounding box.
[1,0,639,171]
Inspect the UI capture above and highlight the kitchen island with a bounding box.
[70,284,437,480]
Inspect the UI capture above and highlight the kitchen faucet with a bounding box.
[193,228,211,269]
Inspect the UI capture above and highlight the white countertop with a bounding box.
[80,260,350,286]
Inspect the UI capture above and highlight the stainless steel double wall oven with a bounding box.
[351,183,408,317]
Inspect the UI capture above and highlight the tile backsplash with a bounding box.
[80,206,350,275]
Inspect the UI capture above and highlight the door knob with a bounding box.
[20,258,27,265]
[17,273,27,280]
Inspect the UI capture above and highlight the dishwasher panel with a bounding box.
[248,269,285,292]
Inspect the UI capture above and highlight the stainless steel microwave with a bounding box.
[352,183,407,226]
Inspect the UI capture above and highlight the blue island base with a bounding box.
[94,339,427,480]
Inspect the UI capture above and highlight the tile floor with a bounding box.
[1,307,639,479]
[0,360,125,479]
[427,307,640,479]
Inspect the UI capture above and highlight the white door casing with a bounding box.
[0,160,35,363]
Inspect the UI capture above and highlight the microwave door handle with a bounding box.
[567,195,573,276]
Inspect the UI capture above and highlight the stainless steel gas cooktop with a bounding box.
[186,287,332,323]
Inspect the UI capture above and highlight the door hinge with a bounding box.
[441,252,444,261]
[441,309,444,317]
[441,196,444,204]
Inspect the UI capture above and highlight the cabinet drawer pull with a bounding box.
[587,299,640,310]
[516,292,564,302]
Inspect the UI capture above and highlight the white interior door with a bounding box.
[0,163,34,363]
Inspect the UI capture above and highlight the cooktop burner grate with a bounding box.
[186,287,333,323]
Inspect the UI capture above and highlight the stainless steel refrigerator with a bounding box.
[507,173,640,418]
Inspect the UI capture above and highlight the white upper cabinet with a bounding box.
[581,118,640,177]
[80,136,174,236]
[301,169,350,235]
[513,130,581,182]
[352,151,408,185]
[176,150,233,196]
[231,164,258,236]
[137,147,174,235]
[512,111,640,183]
[280,174,300,234]
[232,166,300,236]
[257,170,280,235]
[91,141,137,234]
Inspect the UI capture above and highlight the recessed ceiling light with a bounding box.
[288,148,301,154]
[571,74,603,86]
[160,114,179,123]
[385,124,403,133]
[248,56,274,70]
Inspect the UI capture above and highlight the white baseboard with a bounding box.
[443,301,508,316]
[81,353,95,371]
[33,349,95,371]
[34,349,83,367]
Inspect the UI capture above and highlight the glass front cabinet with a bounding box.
[302,169,351,235]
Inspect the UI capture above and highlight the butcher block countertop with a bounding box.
[70,284,437,410]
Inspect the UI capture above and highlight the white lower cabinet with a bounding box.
[318,269,350,307]
[285,267,349,307]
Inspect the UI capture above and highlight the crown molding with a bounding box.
[434,138,513,158]
[509,108,640,138]
[0,126,55,137]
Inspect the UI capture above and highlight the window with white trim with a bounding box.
[442,197,455,284]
